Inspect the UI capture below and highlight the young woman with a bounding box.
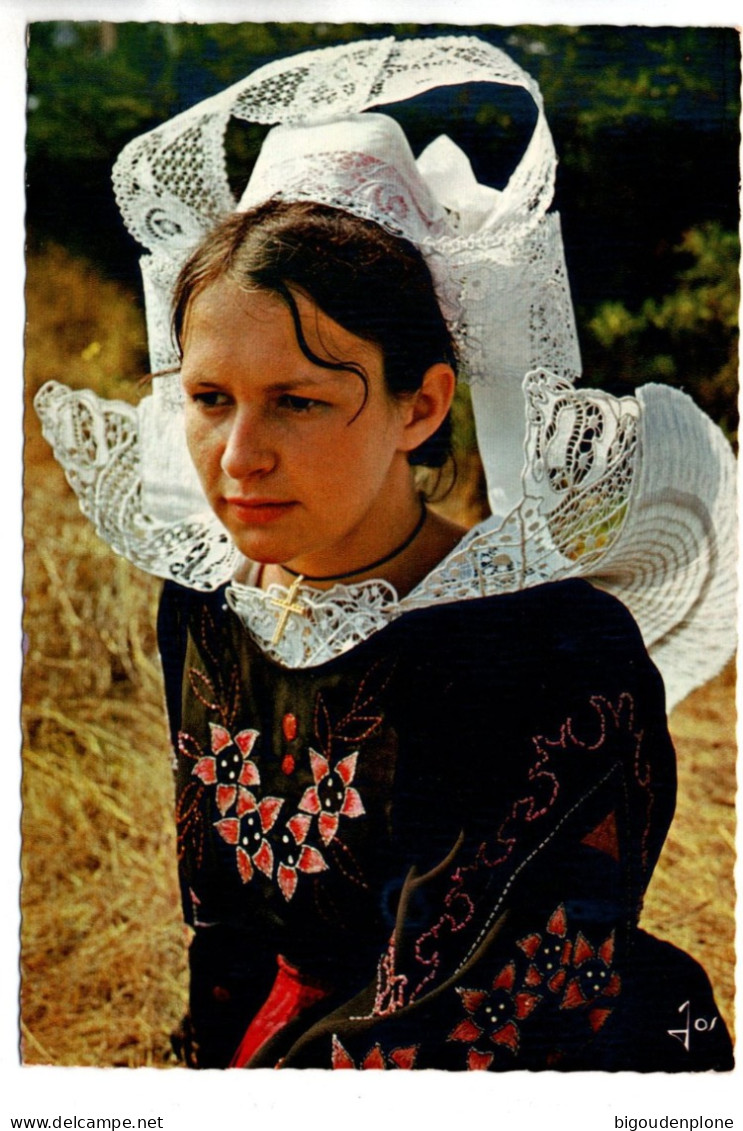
[36,35,735,1071]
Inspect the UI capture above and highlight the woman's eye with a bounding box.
[278,394,323,413]
[189,390,231,408]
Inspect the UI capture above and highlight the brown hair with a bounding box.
[172,199,457,469]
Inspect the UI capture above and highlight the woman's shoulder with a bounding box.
[402,577,645,654]
[395,579,666,717]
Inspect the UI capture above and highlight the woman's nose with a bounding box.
[220,408,276,479]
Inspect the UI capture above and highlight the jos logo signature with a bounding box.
[668,1000,718,1051]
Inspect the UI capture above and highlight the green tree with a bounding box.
[586,222,739,440]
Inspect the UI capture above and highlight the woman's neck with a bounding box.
[258,506,466,599]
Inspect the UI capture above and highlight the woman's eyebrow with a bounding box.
[263,373,349,392]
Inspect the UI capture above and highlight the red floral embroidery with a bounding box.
[192,723,260,815]
[178,660,384,903]
[331,1035,418,1070]
[214,793,283,885]
[467,1048,494,1070]
[275,813,328,901]
[449,963,541,1056]
[516,905,620,1019]
[299,749,366,845]
[449,904,622,1068]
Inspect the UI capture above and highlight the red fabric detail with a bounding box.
[561,978,588,1009]
[234,728,258,756]
[235,787,256,817]
[238,760,260,787]
[514,992,540,1019]
[605,972,622,997]
[547,905,568,937]
[309,749,330,784]
[459,988,488,1014]
[287,813,312,844]
[298,844,327,873]
[491,1021,519,1051]
[209,724,230,754]
[580,810,620,861]
[599,931,616,965]
[516,933,542,958]
[336,752,358,786]
[362,1045,386,1070]
[258,796,283,832]
[341,787,365,819]
[448,1018,483,1043]
[278,863,297,902]
[467,1048,494,1071]
[298,786,321,815]
[561,941,573,965]
[216,784,237,815]
[492,962,516,992]
[589,1007,613,1032]
[230,954,330,1067]
[573,932,595,967]
[192,757,217,785]
[282,713,298,742]
[389,1045,418,1070]
[318,811,339,845]
[253,839,273,878]
[548,969,567,993]
[331,1035,355,1069]
[236,847,253,884]
[281,754,295,776]
[214,817,239,845]
[525,964,542,987]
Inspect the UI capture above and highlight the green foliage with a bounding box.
[586,223,739,440]
[503,25,739,132]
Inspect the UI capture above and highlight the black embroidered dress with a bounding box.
[158,577,733,1072]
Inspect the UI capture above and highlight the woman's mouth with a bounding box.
[223,497,298,525]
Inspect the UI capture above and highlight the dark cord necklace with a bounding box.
[280,499,428,584]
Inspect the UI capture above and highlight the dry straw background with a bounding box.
[21,246,736,1067]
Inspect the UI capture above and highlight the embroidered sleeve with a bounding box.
[272,681,712,1071]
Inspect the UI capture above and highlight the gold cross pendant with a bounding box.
[269,575,308,645]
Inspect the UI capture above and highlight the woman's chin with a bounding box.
[217,513,304,567]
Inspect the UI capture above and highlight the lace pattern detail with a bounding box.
[107,33,581,517]
[226,578,399,669]
[111,35,565,378]
[34,381,239,589]
[239,144,462,328]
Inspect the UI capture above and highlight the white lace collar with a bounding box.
[225,508,573,669]
[35,368,737,709]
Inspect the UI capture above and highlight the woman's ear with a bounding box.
[398,363,456,453]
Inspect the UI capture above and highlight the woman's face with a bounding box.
[181,278,420,576]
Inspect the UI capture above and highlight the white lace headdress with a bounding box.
[34,34,736,707]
